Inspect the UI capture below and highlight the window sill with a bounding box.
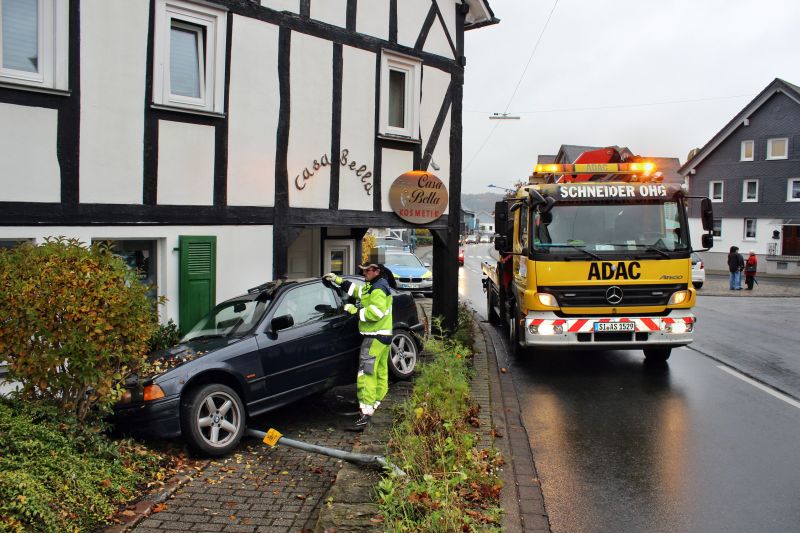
[151,103,226,119]
[377,133,422,145]
[0,81,70,97]
[742,199,758,203]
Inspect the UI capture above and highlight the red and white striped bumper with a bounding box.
[522,312,695,348]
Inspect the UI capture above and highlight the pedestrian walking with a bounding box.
[744,250,758,290]
[727,246,744,290]
[323,254,395,431]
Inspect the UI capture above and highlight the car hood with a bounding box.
[388,265,429,277]
[145,337,236,375]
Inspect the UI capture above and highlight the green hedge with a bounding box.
[0,400,167,532]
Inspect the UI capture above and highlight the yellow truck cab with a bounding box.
[482,159,715,363]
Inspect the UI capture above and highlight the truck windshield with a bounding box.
[532,201,689,256]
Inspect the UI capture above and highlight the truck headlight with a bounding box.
[668,291,688,305]
[536,293,558,307]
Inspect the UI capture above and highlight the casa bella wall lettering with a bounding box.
[294,149,372,195]
[389,171,448,224]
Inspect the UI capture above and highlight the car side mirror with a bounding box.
[701,233,714,249]
[700,198,714,231]
[423,262,430,268]
[270,314,294,332]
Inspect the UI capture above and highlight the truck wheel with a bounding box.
[181,383,245,457]
[643,348,671,363]
[508,304,524,357]
[486,290,500,325]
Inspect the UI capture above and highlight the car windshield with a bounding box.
[385,254,424,267]
[182,296,271,341]
[532,201,690,256]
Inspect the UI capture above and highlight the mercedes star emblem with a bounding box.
[605,286,624,305]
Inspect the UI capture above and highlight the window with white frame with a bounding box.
[153,0,227,114]
[788,178,800,202]
[379,51,421,140]
[709,180,723,202]
[767,137,788,160]
[742,179,758,202]
[712,219,721,238]
[743,219,756,239]
[740,140,754,161]
[0,0,68,91]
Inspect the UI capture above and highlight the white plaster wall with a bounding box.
[287,33,333,209]
[0,103,60,202]
[311,0,346,27]
[227,16,279,207]
[260,0,299,14]
[421,66,452,214]
[157,121,215,205]
[79,0,148,204]
[435,0,457,46]
[0,225,273,324]
[287,227,321,279]
[380,148,414,212]
[397,0,430,49]
[422,5,455,59]
[356,0,389,40]
[339,46,376,211]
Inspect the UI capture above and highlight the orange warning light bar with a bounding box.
[533,162,656,175]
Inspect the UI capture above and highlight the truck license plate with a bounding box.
[594,322,635,332]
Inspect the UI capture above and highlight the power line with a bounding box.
[465,93,755,115]
[465,0,560,173]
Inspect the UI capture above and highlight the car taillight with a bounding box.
[699,261,704,270]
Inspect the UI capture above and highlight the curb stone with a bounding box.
[102,465,208,533]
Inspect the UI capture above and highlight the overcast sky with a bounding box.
[460,0,800,194]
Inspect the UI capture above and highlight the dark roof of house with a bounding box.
[555,145,601,163]
[679,78,800,176]
[537,155,557,164]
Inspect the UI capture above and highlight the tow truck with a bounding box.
[482,147,715,362]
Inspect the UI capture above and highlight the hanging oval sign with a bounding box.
[389,171,449,224]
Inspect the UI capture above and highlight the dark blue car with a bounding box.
[113,277,424,456]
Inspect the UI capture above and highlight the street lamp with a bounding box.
[487,184,516,193]
[489,112,520,120]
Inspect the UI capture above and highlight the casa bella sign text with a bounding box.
[389,171,448,224]
[294,149,372,195]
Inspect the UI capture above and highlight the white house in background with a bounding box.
[0,0,497,330]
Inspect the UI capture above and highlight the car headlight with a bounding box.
[393,272,400,278]
[536,292,558,307]
[668,290,689,305]
[422,271,432,279]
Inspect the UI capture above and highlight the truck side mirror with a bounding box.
[701,233,714,249]
[700,198,714,231]
[494,235,508,252]
[494,200,509,236]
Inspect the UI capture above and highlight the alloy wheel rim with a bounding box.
[392,334,416,374]
[196,391,241,448]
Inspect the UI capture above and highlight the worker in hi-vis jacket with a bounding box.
[324,259,395,431]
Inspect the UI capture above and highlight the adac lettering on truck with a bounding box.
[588,261,641,280]
[554,184,669,200]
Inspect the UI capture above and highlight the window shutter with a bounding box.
[179,236,216,333]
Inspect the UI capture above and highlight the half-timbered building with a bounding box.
[0,0,496,329]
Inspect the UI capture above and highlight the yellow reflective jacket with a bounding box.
[341,277,393,336]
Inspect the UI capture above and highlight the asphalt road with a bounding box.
[459,244,800,533]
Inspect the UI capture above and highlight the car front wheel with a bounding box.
[181,383,245,456]
[389,329,418,380]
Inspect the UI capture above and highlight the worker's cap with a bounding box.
[358,249,386,271]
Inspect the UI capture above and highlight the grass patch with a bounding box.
[0,399,173,532]
[378,305,504,531]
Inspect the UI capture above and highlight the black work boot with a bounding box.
[348,414,371,432]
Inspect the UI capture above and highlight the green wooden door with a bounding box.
[179,236,217,333]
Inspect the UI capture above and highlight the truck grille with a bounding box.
[539,284,686,307]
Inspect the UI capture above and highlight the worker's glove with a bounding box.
[343,303,358,315]
[323,272,343,285]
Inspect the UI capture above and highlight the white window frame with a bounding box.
[379,50,421,141]
[788,178,800,202]
[740,140,754,161]
[742,179,758,202]
[767,137,788,160]
[743,218,756,240]
[153,0,226,115]
[709,180,724,202]
[0,0,69,92]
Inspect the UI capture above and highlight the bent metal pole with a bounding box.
[244,428,406,477]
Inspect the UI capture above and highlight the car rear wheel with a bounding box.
[389,329,418,380]
[643,348,671,363]
[693,282,703,289]
[181,383,245,456]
